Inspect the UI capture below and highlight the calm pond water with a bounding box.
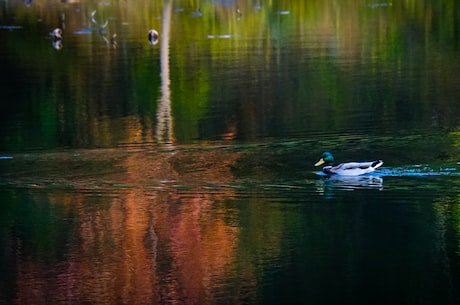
[1,0,460,304]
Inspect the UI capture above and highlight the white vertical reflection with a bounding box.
[156,0,174,145]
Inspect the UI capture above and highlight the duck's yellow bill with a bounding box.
[315,159,325,166]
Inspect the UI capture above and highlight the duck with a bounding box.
[315,151,383,176]
[148,29,159,45]
[50,28,62,41]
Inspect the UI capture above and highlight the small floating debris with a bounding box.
[365,2,391,8]
[73,28,92,35]
[0,156,13,160]
[276,10,290,15]
[207,34,240,39]
[0,25,22,30]
[207,34,231,39]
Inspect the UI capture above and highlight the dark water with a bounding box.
[2,0,460,304]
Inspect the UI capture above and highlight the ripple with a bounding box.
[378,165,460,177]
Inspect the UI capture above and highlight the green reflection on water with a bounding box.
[1,0,460,150]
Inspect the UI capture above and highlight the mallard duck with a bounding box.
[315,151,383,176]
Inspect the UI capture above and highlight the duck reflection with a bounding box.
[315,174,383,198]
[52,40,63,50]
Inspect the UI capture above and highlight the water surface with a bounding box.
[1,0,460,304]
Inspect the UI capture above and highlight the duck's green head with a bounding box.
[315,151,334,166]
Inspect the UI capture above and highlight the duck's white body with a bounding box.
[322,161,383,176]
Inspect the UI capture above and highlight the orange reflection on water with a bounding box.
[73,189,158,305]
[12,146,243,304]
[154,193,239,304]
